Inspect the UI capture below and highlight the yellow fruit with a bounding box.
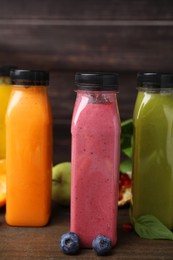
[52,162,71,206]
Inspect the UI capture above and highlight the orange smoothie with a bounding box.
[6,70,52,226]
[0,66,14,159]
[0,78,11,159]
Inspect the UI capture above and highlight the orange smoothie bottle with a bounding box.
[0,66,15,159]
[6,70,52,226]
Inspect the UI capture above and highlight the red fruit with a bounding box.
[120,173,129,181]
[118,172,132,206]
[118,193,123,201]
[123,178,132,188]
[122,223,133,232]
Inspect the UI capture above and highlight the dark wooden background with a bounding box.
[0,0,173,163]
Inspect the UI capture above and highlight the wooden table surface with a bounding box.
[0,204,173,260]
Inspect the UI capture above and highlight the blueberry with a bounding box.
[92,234,112,256]
[60,232,80,255]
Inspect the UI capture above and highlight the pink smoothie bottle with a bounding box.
[70,72,121,248]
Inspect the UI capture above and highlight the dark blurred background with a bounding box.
[0,0,173,163]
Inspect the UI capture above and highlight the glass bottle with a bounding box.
[131,72,173,229]
[70,72,121,247]
[0,66,15,159]
[6,70,52,226]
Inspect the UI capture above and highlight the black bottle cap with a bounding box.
[161,73,173,88]
[137,72,161,88]
[75,72,119,91]
[11,70,49,86]
[0,66,17,77]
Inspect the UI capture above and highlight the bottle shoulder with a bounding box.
[6,88,51,122]
[134,91,173,124]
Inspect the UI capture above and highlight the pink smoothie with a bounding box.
[71,92,120,248]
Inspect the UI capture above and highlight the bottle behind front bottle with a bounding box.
[0,66,15,159]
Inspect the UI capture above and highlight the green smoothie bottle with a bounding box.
[131,73,173,229]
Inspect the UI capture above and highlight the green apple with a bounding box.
[52,162,71,206]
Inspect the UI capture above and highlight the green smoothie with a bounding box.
[131,85,173,229]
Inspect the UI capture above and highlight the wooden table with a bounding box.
[0,204,173,260]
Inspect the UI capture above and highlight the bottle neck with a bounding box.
[138,87,173,94]
[12,84,48,89]
[76,90,117,104]
[11,85,48,96]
